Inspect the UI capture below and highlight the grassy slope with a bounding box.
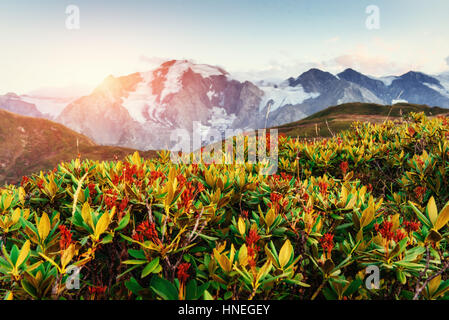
[274,102,448,138]
[0,110,157,184]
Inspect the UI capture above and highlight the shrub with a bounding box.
[1,112,449,300]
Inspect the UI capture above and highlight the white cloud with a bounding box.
[325,36,340,44]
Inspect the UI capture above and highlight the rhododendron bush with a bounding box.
[2,112,449,300]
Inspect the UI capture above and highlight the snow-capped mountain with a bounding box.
[2,60,449,150]
[338,69,449,108]
[57,60,266,150]
[267,68,449,127]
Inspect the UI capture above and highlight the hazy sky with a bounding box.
[1,0,449,94]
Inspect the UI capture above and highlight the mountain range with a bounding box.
[0,109,157,185]
[2,59,449,150]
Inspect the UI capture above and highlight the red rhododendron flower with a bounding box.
[403,220,421,233]
[37,179,44,189]
[88,286,107,295]
[119,197,129,212]
[340,161,349,175]
[58,225,72,250]
[394,229,406,242]
[318,181,329,195]
[319,233,334,257]
[88,183,97,197]
[133,221,161,246]
[414,186,426,202]
[375,221,407,243]
[21,176,29,187]
[246,229,261,252]
[177,263,191,283]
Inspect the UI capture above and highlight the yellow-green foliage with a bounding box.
[1,112,449,300]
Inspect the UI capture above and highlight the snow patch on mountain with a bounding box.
[435,73,449,97]
[160,60,227,101]
[424,82,449,98]
[378,76,398,86]
[208,106,237,132]
[337,85,383,105]
[121,71,156,124]
[258,82,320,112]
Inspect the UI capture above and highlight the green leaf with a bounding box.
[128,249,146,260]
[185,279,198,300]
[397,269,406,285]
[101,233,114,244]
[150,276,178,300]
[123,260,147,265]
[141,258,160,278]
[115,212,130,231]
[409,201,431,228]
[125,277,144,296]
[203,290,214,300]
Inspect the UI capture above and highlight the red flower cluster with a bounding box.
[102,190,118,210]
[271,172,293,182]
[58,225,72,250]
[150,170,166,183]
[21,176,29,187]
[246,229,260,249]
[37,179,44,189]
[318,181,329,195]
[88,286,107,295]
[88,183,97,197]
[179,182,196,209]
[112,162,145,186]
[414,186,426,202]
[374,221,406,242]
[246,229,261,267]
[439,115,449,127]
[394,229,407,242]
[319,233,334,257]
[241,210,249,219]
[101,189,129,220]
[374,221,393,240]
[403,220,421,233]
[119,197,129,212]
[132,221,161,245]
[270,192,282,204]
[340,161,349,175]
[177,263,191,283]
[408,126,416,137]
[337,137,343,146]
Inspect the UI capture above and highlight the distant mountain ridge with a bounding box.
[0,109,156,184]
[2,60,449,150]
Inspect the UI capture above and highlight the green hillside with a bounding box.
[0,109,157,184]
[274,102,448,138]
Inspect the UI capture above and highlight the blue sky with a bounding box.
[1,0,449,93]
